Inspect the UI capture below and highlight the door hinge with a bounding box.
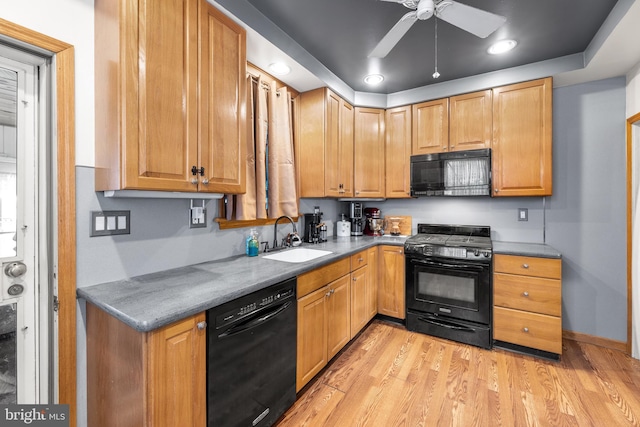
[53,295,59,312]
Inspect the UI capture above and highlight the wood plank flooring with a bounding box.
[276,319,640,427]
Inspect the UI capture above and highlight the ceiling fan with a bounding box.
[369,0,507,58]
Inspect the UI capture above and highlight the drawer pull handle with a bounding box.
[358,258,364,262]
[522,264,529,269]
[523,291,529,297]
[523,327,529,333]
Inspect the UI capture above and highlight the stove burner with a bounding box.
[404,224,492,261]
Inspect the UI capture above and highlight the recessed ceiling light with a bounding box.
[488,39,517,55]
[364,74,384,85]
[268,62,291,75]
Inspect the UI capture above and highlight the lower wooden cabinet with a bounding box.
[87,304,206,427]
[296,258,351,391]
[378,245,406,319]
[350,247,378,338]
[493,254,562,355]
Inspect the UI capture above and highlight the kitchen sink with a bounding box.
[262,248,332,263]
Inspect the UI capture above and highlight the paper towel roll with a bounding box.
[336,220,351,237]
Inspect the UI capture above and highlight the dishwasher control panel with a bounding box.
[215,286,295,328]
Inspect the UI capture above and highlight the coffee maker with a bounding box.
[364,207,383,236]
[349,202,363,236]
[303,207,324,243]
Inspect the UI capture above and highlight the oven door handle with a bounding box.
[411,259,484,271]
[218,300,292,338]
[417,315,474,332]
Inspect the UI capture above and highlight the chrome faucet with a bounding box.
[271,215,299,251]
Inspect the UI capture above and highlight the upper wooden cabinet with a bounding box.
[198,3,247,194]
[385,105,412,198]
[449,90,492,152]
[298,88,354,197]
[95,0,246,194]
[354,107,385,198]
[412,98,449,155]
[492,77,553,196]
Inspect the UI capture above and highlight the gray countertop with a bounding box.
[77,235,407,333]
[493,241,562,259]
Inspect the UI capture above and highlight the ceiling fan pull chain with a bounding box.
[433,16,440,79]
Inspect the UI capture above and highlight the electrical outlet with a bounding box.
[518,208,528,222]
[189,201,207,228]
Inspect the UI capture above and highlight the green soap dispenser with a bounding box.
[246,228,259,257]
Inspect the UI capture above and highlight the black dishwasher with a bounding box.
[207,277,296,427]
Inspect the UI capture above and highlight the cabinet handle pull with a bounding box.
[523,291,529,297]
[197,321,207,330]
[522,264,529,269]
[358,258,363,262]
[523,327,529,333]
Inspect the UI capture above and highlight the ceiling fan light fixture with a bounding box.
[488,39,517,55]
[364,74,384,85]
[268,62,291,75]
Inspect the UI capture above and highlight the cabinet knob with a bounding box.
[523,291,529,297]
[326,291,331,297]
[355,190,360,195]
[523,327,529,333]
[450,145,455,149]
[353,277,357,281]
[191,178,198,185]
[202,179,209,185]
[330,289,335,294]
[522,264,529,269]
[197,321,207,330]
[494,188,499,193]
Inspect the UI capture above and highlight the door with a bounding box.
[0,58,38,403]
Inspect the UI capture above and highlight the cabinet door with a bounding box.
[354,107,385,198]
[350,265,369,338]
[327,274,351,360]
[492,77,553,196]
[339,99,355,197]
[366,247,378,321]
[199,3,247,194]
[449,90,492,152]
[385,105,412,198]
[147,313,206,427]
[378,246,405,319]
[412,98,448,155]
[297,88,327,197]
[297,286,328,391]
[324,90,343,197]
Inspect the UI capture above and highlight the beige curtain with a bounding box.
[267,82,298,218]
[227,76,297,220]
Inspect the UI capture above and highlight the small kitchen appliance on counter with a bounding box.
[350,202,363,236]
[405,224,493,349]
[303,206,325,243]
[337,214,351,237]
[363,207,383,236]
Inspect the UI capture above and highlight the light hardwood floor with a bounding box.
[276,319,640,426]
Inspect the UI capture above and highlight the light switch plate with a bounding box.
[518,208,528,222]
[91,211,131,236]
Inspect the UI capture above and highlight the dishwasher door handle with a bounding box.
[218,300,293,338]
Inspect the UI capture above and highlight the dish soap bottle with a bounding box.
[246,228,259,257]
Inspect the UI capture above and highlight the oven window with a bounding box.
[415,270,477,309]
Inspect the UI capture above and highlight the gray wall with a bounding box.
[547,77,627,341]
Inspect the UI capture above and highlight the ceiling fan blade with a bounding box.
[368,11,418,58]
[436,1,506,38]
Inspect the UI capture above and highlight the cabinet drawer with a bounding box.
[298,258,350,298]
[494,273,561,316]
[351,250,368,270]
[494,254,561,279]
[494,306,562,354]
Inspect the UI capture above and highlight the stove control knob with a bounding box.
[483,252,491,258]
[473,250,480,257]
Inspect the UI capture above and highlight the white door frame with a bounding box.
[628,113,640,358]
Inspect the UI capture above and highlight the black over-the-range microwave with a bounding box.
[410,148,491,197]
